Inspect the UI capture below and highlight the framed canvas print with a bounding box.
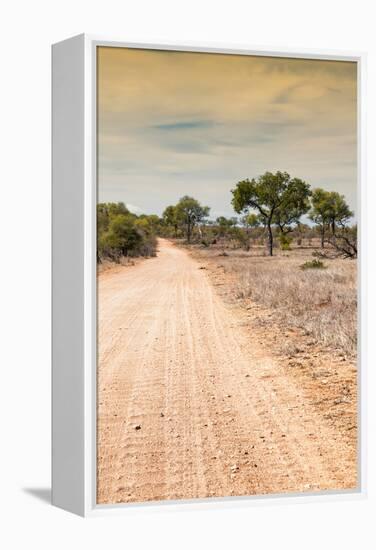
[52,35,366,516]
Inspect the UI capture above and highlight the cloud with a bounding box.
[152,120,217,131]
[97,47,357,219]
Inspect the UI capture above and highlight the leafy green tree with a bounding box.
[97,203,158,261]
[107,202,130,217]
[309,188,333,247]
[163,205,179,237]
[138,214,162,234]
[231,171,310,256]
[175,196,210,243]
[243,213,261,229]
[273,178,311,234]
[309,188,353,247]
[97,204,110,235]
[327,192,353,234]
[100,214,142,258]
[97,202,130,235]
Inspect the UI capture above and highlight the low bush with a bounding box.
[300,259,327,270]
[279,233,293,251]
[97,202,158,262]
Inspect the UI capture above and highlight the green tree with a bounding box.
[309,188,332,247]
[216,216,234,227]
[107,202,130,217]
[231,171,310,256]
[97,203,159,261]
[163,205,179,237]
[327,192,353,234]
[309,188,353,248]
[100,214,142,258]
[176,196,210,243]
[273,178,311,234]
[97,202,130,235]
[243,213,260,229]
[138,214,162,234]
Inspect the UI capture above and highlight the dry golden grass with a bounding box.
[192,245,357,357]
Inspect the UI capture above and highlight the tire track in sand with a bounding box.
[97,238,357,504]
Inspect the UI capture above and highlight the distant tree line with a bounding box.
[97,171,357,262]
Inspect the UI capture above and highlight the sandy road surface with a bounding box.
[97,239,356,504]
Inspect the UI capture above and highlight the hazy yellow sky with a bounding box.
[97,46,357,219]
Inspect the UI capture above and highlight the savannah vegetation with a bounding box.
[97,171,357,356]
[228,253,356,356]
[97,202,159,262]
[97,171,357,261]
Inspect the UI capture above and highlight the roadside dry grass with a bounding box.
[97,256,140,275]
[184,242,357,452]
[233,255,356,357]
[190,245,357,358]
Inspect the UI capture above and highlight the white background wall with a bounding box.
[1,1,375,547]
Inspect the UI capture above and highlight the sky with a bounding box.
[97,47,357,221]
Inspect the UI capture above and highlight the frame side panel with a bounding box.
[52,34,85,516]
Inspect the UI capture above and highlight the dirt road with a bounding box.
[97,239,357,504]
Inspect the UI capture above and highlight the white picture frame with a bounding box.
[52,34,366,517]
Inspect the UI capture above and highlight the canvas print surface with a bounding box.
[96,46,358,505]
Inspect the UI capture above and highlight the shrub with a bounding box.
[300,259,327,270]
[97,202,157,262]
[279,233,293,250]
